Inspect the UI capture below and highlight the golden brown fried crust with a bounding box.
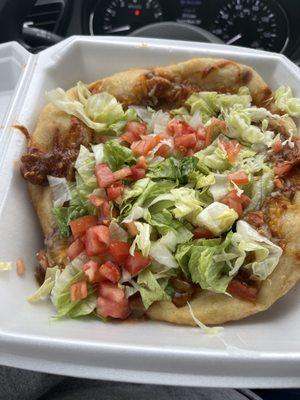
[22,57,300,325]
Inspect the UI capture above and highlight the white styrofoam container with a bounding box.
[1,36,300,388]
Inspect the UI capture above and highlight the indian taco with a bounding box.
[19,58,300,326]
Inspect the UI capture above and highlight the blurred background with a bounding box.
[13,0,300,65]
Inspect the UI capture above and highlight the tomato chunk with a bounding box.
[109,241,131,264]
[174,133,197,151]
[167,119,195,136]
[95,163,115,188]
[67,238,85,260]
[113,167,132,181]
[227,279,257,302]
[70,281,88,302]
[84,225,110,256]
[97,296,130,319]
[131,136,157,156]
[136,156,148,169]
[98,282,125,302]
[193,227,215,239]
[228,171,249,185]
[124,251,151,276]
[274,162,293,177]
[272,140,283,154]
[98,200,111,225]
[70,215,98,239]
[130,166,146,180]
[121,121,147,144]
[83,260,100,283]
[220,139,241,165]
[220,190,250,217]
[98,261,121,283]
[89,194,105,207]
[107,182,124,201]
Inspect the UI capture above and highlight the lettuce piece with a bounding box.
[245,167,274,212]
[130,222,152,256]
[75,145,96,186]
[274,86,300,117]
[178,156,199,184]
[187,302,223,335]
[234,220,282,279]
[109,221,129,242]
[47,176,71,208]
[51,255,96,318]
[67,293,97,318]
[103,140,136,171]
[135,268,170,309]
[171,187,203,219]
[92,143,104,164]
[47,83,136,134]
[185,88,251,123]
[0,262,12,271]
[149,228,192,270]
[27,266,60,303]
[188,171,215,189]
[144,209,183,235]
[209,173,229,201]
[195,202,238,235]
[195,138,230,172]
[130,106,170,134]
[147,157,179,180]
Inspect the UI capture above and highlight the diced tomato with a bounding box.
[220,190,250,217]
[97,296,130,319]
[70,281,88,302]
[120,121,147,144]
[107,182,124,201]
[84,225,110,256]
[124,222,138,236]
[227,279,257,302]
[204,126,212,147]
[193,227,214,239]
[98,261,121,283]
[272,140,283,154]
[131,136,157,156]
[16,258,25,276]
[220,139,241,165]
[67,238,85,260]
[95,163,115,188]
[274,162,293,177]
[124,251,151,276]
[196,126,206,141]
[130,166,146,180]
[98,282,125,303]
[246,211,264,228]
[70,215,98,239]
[89,194,105,207]
[98,200,111,225]
[113,167,132,181]
[167,119,195,136]
[109,241,131,264]
[83,260,100,283]
[174,133,197,152]
[156,143,171,157]
[228,171,249,185]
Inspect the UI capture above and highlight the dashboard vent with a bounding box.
[24,0,64,33]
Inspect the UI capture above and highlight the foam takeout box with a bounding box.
[0,36,300,387]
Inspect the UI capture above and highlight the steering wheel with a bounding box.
[0,0,222,50]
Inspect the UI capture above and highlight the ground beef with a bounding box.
[20,117,92,186]
[141,72,199,109]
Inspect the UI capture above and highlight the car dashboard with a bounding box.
[24,0,300,61]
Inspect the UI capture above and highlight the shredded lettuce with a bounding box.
[130,222,152,256]
[147,157,179,180]
[274,86,300,117]
[75,145,96,186]
[109,221,129,242]
[245,167,274,212]
[187,302,223,335]
[196,202,238,235]
[92,143,104,164]
[103,140,136,171]
[27,266,60,303]
[47,82,136,134]
[195,137,230,172]
[209,173,229,201]
[171,187,203,219]
[47,176,71,208]
[135,268,170,309]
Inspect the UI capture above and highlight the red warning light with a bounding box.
[134,9,141,16]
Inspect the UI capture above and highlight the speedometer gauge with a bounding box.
[90,0,163,35]
[212,0,289,53]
